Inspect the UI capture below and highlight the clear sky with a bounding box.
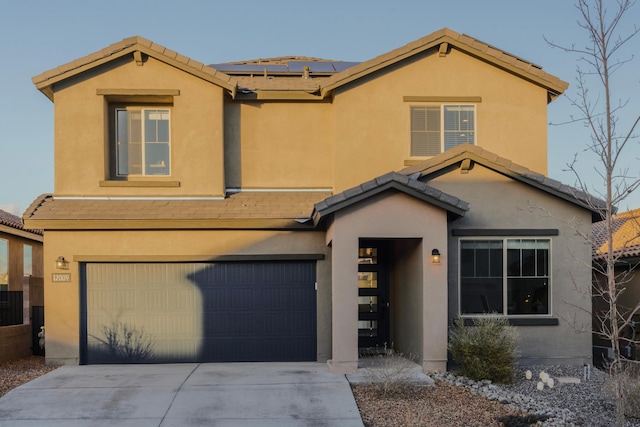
[1,0,638,216]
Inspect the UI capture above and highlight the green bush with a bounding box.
[448,316,519,383]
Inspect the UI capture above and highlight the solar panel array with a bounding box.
[209,60,360,75]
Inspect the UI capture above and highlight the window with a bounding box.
[411,105,475,156]
[115,107,171,176]
[460,238,550,316]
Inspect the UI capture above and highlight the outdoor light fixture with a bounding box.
[55,256,69,270]
[431,249,441,264]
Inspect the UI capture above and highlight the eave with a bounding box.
[23,218,315,231]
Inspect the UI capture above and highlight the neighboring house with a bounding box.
[0,209,44,362]
[592,208,640,362]
[25,28,604,372]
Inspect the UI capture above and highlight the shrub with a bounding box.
[360,343,418,397]
[448,316,519,383]
[605,361,640,419]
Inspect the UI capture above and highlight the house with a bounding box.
[592,208,640,362]
[0,209,44,362]
[25,29,605,372]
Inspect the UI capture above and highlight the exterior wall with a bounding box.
[43,229,330,365]
[0,226,43,361]
[0,325,31,362]
[430,165,593,365]
[52,56,226,198]
[326,192,449,373]
[224,101,334,189]
[331,47,550,193]
[391,239,424,359]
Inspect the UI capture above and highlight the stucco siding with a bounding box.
[430,165,593,364]
[43,229,330,365]
[331,47,549,193]
[52,56,225,198]
[224,101,334,189]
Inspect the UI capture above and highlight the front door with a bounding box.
[358,240,390,349]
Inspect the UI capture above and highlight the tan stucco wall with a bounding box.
[326,191,449,373]
[50,44,550,200]
[331,47,550,192]
[42,229,330,365]
[52,56,225,197]
[224,101,334,189]
[430,164,593,365]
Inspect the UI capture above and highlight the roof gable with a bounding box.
[312,171,469,226]
[32,36,237,101]
[401,144,606,221]
[319,28,568,101]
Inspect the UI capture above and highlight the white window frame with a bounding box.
[458,237,552,317]
[410,104,476,157]
[114,107,171,177]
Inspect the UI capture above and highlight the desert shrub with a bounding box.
[605,361,640,419]
[448,316,518,383]
[361,343,418,397]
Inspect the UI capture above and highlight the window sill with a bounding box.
[99,180,181,188]
[462,317,559,326]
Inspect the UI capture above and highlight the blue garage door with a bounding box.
[82,261,316,364]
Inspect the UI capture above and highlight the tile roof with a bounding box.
[319,28,568,100]
[401,144,607,221]
[23,192,331,229]
[32,36,237,101]
[33,28,568,101]
[312,171,469,225]
[0,208,42,235]
[592,208,640,260]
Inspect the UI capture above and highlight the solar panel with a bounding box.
[332,62,360,72]
[288,61,336,73]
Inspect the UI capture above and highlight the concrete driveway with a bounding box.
[0,362,364,426]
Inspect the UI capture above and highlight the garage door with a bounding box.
[82,261,316,364]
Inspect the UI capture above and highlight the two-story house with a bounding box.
[25,29,604,373]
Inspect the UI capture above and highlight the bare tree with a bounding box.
[547,1,640,424]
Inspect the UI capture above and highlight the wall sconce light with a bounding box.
[431,249,441,264]
[55,256,70,270]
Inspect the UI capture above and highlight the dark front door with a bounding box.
[358,240,390,349]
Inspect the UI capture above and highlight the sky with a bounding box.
[0,0,639,217]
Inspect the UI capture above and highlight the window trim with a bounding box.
[110,105,173,178]
[409,103,477,157]
[458,236,553,318]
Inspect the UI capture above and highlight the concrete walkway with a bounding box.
[0,362,364,426]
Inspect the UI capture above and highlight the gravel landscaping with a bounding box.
[350,360,640,427]
[0,356,57,398]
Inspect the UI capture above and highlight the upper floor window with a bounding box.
[459,238,550,316]
[115,107,171,176]
[411,105,475,156]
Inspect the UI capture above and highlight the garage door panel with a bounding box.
[84,261,316,364]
